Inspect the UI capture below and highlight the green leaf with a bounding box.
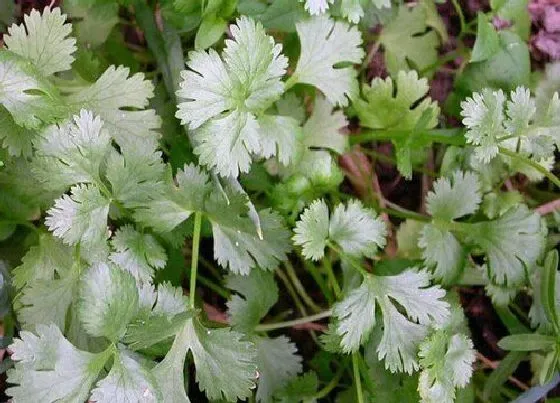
[7,324,109,402]
[78,263,139,341]
[293,199,387,260]
[275,371,318,403]
[542,249,560,331]
[482,351,526,400]
[195,15,227,50]
[226,270,279,332]
[255,336,302,402]
[419,224,465,284]
[419,333,476,402]
[354,70,440,178]
[471,14,500,63]
[0,51,67,129]
[133,163,210,233]
[426,171,482,221]
[45,183,110,261]
[153,317,257,402]
[0,106,36,157]
[105,142,165,209]
[302,0,334,15]
[292,15,364,106]
[18,275,78,331]
[257,114,301,166]
[490,0,530,40]
[67,65,161,149]
[110,225,167,284]
[334,269,449,372]
[4,6,76,76]
[470,205,545,285]
[12,233,73,289]
[456,31,530,95]
[379,4,440,75]
[176,16,288,177]
[210,207,291,274]
[498,334,557,351]
[90,348,161,402]
[33,110,111,191]
[364,333,420,402]
[302,95,347,154]
[64,0,119,48]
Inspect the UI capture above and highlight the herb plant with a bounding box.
[0,1,560,402]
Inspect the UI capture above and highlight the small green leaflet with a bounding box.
[153,317,258,402]
[176,16,289,177]
[354,70,440,178]
[4,6,76,76]
[333,269,449,373]
[293,199,387,260]
[7,324,109,402]
[78,263,139,342]
[292,16,364,106]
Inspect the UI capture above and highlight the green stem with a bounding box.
[361,149,437,177]
[197,274,230,299]
[284,260,322,312]
[451,0,467,38]
[352,352,364,403]
[284,75,298,92]
[189,212,203,308]
[322,252,342,298]
[499,147,560,189]
[327,241,369,277]
[304,259,333,304]
[350,128,466,146]
[313,364,345,399]
[379,204,432,222]
[276,267,308,317]
[255,310,332,332]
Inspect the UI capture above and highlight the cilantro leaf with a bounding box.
[425,171,482,221]
[226,270,279,332]
[0,51,66,129]
[302,95,348,154]
[176,16,288,177]
[153,317,257,402]
[67,65,161,149]
[0,106,35,157]
[301,0,333,15]
[105,142,165,209]
[419,224,465,284]
[209,207,291,274]
[4,6,76,76]
[379,4,441,74]
[354,70,440,178]
[18,275,77,331]
[90,348,161,402]
[293,199,387,260]
[33,110,111,191]
[258,114,301,166]
[134,163,211,233]
[460,89,507,163]
[334,269,449,372]
[45,183,110,261]
[12,233,73,289]
[7,324,108,402]
[78,263,139,341]
[110,225,167,284]
[469,205,545,285]
[292,16,364,106]
[418,303,476,403]
[255,336,302,402]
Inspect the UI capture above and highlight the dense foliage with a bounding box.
[1,0,560,402]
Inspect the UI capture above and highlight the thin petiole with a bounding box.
[255,310,332,332]
[189,211,203,308]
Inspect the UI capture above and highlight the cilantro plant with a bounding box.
[1,1,560,402]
